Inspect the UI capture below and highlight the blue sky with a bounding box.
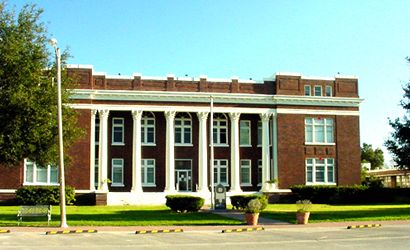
[10,0,410,165]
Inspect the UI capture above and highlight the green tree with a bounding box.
[0,2,82,167]
[361,143,384,170]
[385,58,410,169]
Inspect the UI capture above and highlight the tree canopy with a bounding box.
[361,143,384,170]
[0,2,81,166]
[385,58,410,169]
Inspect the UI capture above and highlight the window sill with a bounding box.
[210,144,229,147]
[304,142,335,146]
[240,145,252,148]
[240,184,252,187]
[111,143,125,146]
[142,184,156,187]
[305,182,336,186]
[23,183,59,186]
[142,143,156,147]
[111,184,125,187]
[175,143,193,147]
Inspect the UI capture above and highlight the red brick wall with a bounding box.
[0,163,23,189]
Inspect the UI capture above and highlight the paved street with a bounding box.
[1,224,410,249]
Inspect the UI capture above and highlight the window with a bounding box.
[141,159,156,186]
[95,118,100,145]
[240,160,252,186]
[314,86,322,96]
[257,159,263,185]
[257,121,271,146]
[112,118,124,145]
[325,86,332,97]
[305,117,334,144]
[304,85,311,96]
[213,113,228,145]
[306,158,335,184]
[111,158,124,186]
[24,160,58,185]
[214,159,228,185]
[175,113,192,145]
[94,158,99,187]
[240,120,251,146]
[142,112,155,145]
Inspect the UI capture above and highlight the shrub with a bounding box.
[165,195,204,213]
[230,194,268,210]
[15,186,76,205]
[244,199,263,214]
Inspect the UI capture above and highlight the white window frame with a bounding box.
[214,159,229,186]
[24,159,59,186]
[306,158,336,185]
[305,117,335,145]
[325,86,333,97]
[240,120,251,147]
[141,159,156,187]
[304,85,311,96]
[112,117,125,146]
[240,159,252,186]
[141,112,156,146]
[213,113,228,146]
[314,85,322,96]
[175,113,192,146]
[111,158,124,187]
[95,119,100,145]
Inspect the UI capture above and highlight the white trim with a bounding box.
[111,158,124,186]
[141,158,156,187]
[277,108,359,116]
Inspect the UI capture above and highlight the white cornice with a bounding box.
[70,89,363,108]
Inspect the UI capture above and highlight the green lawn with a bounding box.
[262,204,410,223]
[0,205,242,227]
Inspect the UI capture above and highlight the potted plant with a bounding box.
[244,199,263,226]
[296,199,312,224]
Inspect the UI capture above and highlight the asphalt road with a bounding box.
[1,225,410,249]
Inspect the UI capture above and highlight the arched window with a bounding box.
[141,112,155,145]
[175,112,192,145]
[213,113,228,145]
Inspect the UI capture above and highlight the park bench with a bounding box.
[17,205,51,226]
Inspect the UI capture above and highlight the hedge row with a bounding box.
[291,185,410,204]
[15,186,76,205]
[165,195,204,212]
[230,194,268,210]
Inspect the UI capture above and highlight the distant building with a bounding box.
[0,65,362,205]
[368,169,410,188]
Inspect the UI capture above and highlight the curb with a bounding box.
[347,224,381,229]
[135,229,183,234]
[46,229,98,235]
[0,229,10,233]
[222,227,264,233]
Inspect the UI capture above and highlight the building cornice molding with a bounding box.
[70,89,363,108]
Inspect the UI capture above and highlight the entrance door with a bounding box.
[176,170,191,191]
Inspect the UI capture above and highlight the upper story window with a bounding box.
[240,120,251,146]
[258,159,262,186]
[314,86,322,96]
[111,158,124,187]
[95,118,100,145]
[24,159,58,185]
[304,85,311,96]
[142,112,155,145]
[305,117,334,144]
[257,121,271,146]
[175,113,192,145]
[213,113,228,146]
[112,117,124,145]
[325,86,332,97]
[306,158,335,184]
[141,159,156,186]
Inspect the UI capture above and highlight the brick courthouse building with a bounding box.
[0,65,362,205]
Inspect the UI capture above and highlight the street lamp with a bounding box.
[49,38,68,228]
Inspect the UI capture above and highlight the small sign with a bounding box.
[214,184,226,210]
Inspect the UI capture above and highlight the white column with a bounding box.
[260,113,271,192]
[272,113,278,180]
[197,112,209,193]
[131,110,143,193]
[164,111,176,192]
[229,112,242,193]
[89,110,97,191]
[98,109,109,192]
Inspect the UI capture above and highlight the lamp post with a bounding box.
[49,38,68,228]
[209,96,214,209]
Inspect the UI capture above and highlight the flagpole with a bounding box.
[209,95,215,210]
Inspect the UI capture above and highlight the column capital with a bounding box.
[260,112,272,122]
[91,109,98,117]
[132,110,143,120]
[164,110,176,120]
[229,112,241,121]
[98,109,110,119]
[197,112,209,121]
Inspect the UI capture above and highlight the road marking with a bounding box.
[0,230,10,233]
